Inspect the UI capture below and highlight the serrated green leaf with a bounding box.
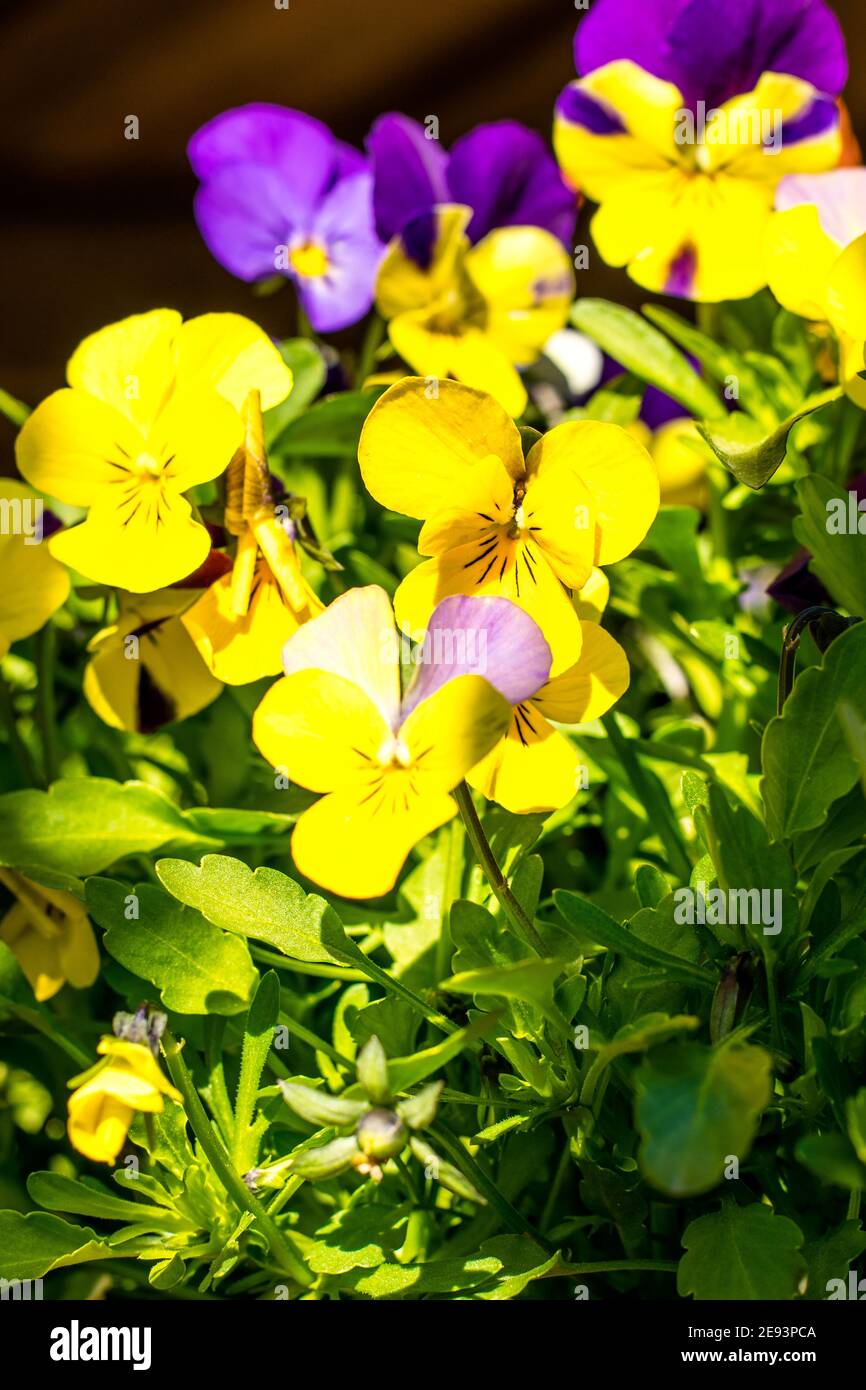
[678,1203,805,1300]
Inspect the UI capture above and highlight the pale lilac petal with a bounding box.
[776,168,866,247]
[400,596,552,719]
[193,165,297,282]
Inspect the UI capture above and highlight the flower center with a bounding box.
[132,451,163,478]
[375,736,412,769]
[289,242,330,279]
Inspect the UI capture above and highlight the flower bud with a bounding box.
[355,1107,407,1162]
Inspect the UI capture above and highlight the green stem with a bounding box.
[35,624,59,785]
[846,1188,861,1223]
[354,312,386,388]
[437,814,465,981]
[250,945,368,982]
[558,1259,678,1277]
[162,1031,311,1287]
[429,1121,553,1252]
[453,782,546,955]
[601,712,692,883]
[0,673,39,785]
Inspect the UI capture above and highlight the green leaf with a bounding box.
[801,1221,866,1299]
[554,890,715,987]
[270,388,385,457]
[643,305,772,421]
[232,971,281,1172]
[678,1203,806,1300]
[571,299,721,419]
[306,1204,408,1274]
[796,1132,866,1191]
[762,621,866,841]
[86,878,257,1015]
[155,854,360,967]
[0,1211,113,1280]
[442,958,568,1032]
[636,1041,772,1196]
[0,778,205,877]
[27,1172,176,1227]
[264,339,327,446]
[793,474,866,616]
[387,1015,495,1093]
[697,388,841,489]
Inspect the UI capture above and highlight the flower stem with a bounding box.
[162,1030,311,1288]
[453,782,546,955]
[35,623,59,784]
[437,813,465,980]
[354,312,386,388]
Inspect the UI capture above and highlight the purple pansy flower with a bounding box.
[366,114,577,250]
[575,0,847,111]
[188,104,384,333]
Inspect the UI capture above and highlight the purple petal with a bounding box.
[400,596,552,720]
[663,245,698,299]
[188,104,339,221]
[299,173,384,332]
[556,84,626,137]
[397,209,441,270]
[366,113,449,244]
[447,121,577,246]
[576,0,847,109]
[778,94,840,149]
[776,169,866,246]
[193,165,297,282]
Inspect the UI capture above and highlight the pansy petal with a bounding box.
[358,377,524,520]
[188,104,339,212]
[148,387,242,490]
[521,459,596,589]
[418,453,516,555]
[176,313,292,412]
[533,622,630,723]
[469,714,582,814]
[574,567,610,621]
[193,163,299,282]
[57,914,100,991]
[0,486,70,654]
[49,491,211,592]
[375,205,471,315]
[280,586,401,730]
[182,565,318,685]
[776,168,866,248]
[826,231,866,349]
[291,781,455,900]
[400,673,512,794]
[527,420,658,565]
[401,594,552,718]
[300,173,383,333]
[66,310,181,431]
[465,226,575,364]
[15,389,145,505]
[448,120,577,245]
[366,112,449,243]
[253,669,392,793]
[764,203,838,320]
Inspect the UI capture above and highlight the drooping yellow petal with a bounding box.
[0,483,70,658]
[94,1038,181,1099]
[175,313,293,412]
[66,309,181,432]
[67,1092,134,1164]
[279,586,401,730]
[290,780,456,899]
[399,673,512,793]
[533,622,630,723]
[358,377,524,520]
[49,488,211,592]
[0,904,64,1001]
[469,706,582,814]
[15,389,146,505]
[253,669,392,793]
[526,420,658,565]
[56,910,101,991]
[182,563,320,685]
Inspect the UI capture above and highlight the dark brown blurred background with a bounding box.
[1,0,864,426]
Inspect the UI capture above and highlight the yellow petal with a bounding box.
[418,453,516,555]
[375,206,472,319]
[465,226,574,364]
[57,913,100,990]
[573,567,610,620]
[764,203,839,321]
[176,313,293,411]
[521,458,596,589]
[469,706,582,814]
[15,389,145,505]
[291,780,455,899]
[394,541,582,675]
[651,420,710,508]
[527,420,658,565]
[49,489,211,592]
[149,387,243,490]
[554,63,683,200]
[0,913,63,1001]
[253,670,392,793]
[399,673,512,793]
[0,484,70,651]
[826,231,866,348]
[533,622,630,723]
[66,309,181,432]
[358,377,524,520]
[183,565,319,685]
[68,1093,134,1164]
[279,586,401,729]
[388,316,528,417]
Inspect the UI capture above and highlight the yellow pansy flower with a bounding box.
[253,586,514,899]
[376,205,574,417]
[67,1037,181,1166]
[0,481,69,658]
[555,64,842,302]
[15,310,293,592]
[765,169,866,405]
[84,589,223,733]
[181,391,323,684]
[358,377,658,672]
[0,870,99,1002]
[469,622,629,813]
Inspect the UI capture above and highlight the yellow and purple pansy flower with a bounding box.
[15,310,292,592]
[189,104,384,332]
[554,0,846,301]
[358,378,658,671]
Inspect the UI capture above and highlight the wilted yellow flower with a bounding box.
[67,1038,181,1166]
[0,870,98,1002]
